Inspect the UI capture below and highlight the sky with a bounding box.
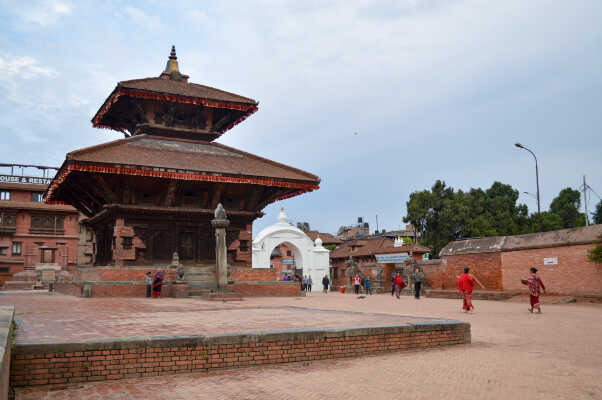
[1,0,601,235]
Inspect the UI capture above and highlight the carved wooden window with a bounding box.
[0,247,7,256]
[29,214,65,235]
[0,266,9,273]
[239,240,249,252]
[0,212,16,234]
[0,191,10,200]
[122,237,133,250]
[12,242,21,256]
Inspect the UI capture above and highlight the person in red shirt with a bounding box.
[353,274,361,294]
[521,267,546,313]
[393,272,406,299]
[457,268,485,313]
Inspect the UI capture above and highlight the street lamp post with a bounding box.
[515,143,542,232]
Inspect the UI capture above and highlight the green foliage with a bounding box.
[593,201,602,224]
[324,244,337,251]
[402,236,412,243]
[530,211,563,232]
[550,187,585,228]
[404,182,596,257]
[588,234,602,264]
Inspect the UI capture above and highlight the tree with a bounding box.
[588,234,602,263]
[404,180,457,257]
[404,180,531,257]
[296,222,310,232]
[550,188,585,228]
[530,211,563,232]
[593,200,602,224]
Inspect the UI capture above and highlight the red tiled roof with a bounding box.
[0,200,76,212]
[0,183,49,191]
[306,231,343,245]
[330,237,430,259]
[63,135,320,184]
[117,77,257,105]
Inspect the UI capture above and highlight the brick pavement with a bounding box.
[5,291,602,399]
[0,293,433,344]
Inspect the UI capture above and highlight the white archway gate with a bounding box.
[252,209,330,288]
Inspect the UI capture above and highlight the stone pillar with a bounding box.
[211,203,230,290]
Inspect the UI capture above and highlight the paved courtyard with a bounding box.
[2,291,601,400]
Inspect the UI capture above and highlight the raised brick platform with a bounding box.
[10,319,469,388]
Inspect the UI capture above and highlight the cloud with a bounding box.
[123,6,163,32]
[20,0,72,27]
[0,55,56,79]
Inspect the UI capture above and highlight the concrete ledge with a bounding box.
[0,305,15,400]
[11,319,470,387]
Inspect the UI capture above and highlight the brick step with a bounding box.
[426,289,514,301]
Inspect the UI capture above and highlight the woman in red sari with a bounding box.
[393,272,406,299]
[521,267,546,313]
[152,271,164,298]
[457,267,485,313]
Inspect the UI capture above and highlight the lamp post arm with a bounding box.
[518,145,542,232]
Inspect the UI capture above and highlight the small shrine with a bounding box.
[46,47,320,295]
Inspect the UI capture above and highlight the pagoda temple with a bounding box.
[47,47,320,283]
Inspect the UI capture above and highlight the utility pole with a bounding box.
[375,215,379,233]
[583,175,589,226]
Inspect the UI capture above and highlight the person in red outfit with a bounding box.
[521,267,546,313]
[393,272,406,299]
[457,268,485,313]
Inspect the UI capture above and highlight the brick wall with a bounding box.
[231,282,301,297]
[73,267,175,282]
[501,244,601,295]
[0,306,14,400]
[433,253,503,290]
[231,268,277,282]
[10,321,470,388]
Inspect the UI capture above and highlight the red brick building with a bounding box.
[0,164,79,287]
[432,225,602,297]
[336,217,370,241]
[330,236,430,292]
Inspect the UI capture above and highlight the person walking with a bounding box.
[152,271,164,298]
[457,268,485,313]
[364,276,372,295]
[302,275,308,291]
[322,274,330,293]
[391,274,395,296]
[353,274,361,295]
[413,268,424,299]
[393,272,406,299]
[521,267,546,314]
[307,276,313,293]
[145,271,152,298]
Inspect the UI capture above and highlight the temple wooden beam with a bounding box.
[91,174,118,203]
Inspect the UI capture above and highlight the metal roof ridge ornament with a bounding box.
[162,45,188,82]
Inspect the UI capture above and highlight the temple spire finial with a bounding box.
[162,45,187,81]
